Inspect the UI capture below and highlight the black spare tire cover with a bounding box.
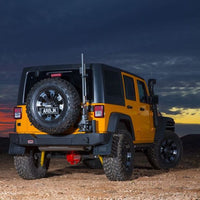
[26,78,81,135]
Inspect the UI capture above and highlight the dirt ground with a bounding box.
[0,135,200,200]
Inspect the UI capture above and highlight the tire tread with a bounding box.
[26,78,80,135]
[103,130,134,181]
[146,131,183,170]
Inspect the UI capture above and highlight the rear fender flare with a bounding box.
[107,112,135,140]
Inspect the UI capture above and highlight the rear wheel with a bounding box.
[146,131,183,169]
[103,130,134,181]
[14,150,50,180]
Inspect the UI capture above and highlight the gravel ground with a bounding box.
[0,135,200,200]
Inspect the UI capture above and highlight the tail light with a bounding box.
[14,107,22,119]
[51,73,62,77]
[94,105,104,118]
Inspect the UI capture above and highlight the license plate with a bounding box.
[40,107,59,115]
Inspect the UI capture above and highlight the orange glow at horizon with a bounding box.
[162,107,200,124]
[0,105,15,137]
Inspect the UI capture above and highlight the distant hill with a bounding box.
[0,137,9,153]
[176,123,200,137]
[181,134,200,154]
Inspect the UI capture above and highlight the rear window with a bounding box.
[23,69,93,104]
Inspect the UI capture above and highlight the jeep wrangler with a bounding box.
[9,55,182,181]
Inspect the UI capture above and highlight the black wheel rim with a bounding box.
[122,141,133,171]
[33,152,41,168]
[35,88,65,122]
[160,139,178,163]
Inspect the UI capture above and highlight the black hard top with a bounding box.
[23,63,144,80]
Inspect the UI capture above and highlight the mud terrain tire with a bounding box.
[103,130,134,181]
[26,78,80,135]
[14,150,50,180]
[146,131,183,170]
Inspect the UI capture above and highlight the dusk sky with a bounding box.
[0,0,200,137]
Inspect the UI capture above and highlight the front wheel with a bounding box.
[103,130,134,181]
[146,131,183,170]
[14,150,50,180]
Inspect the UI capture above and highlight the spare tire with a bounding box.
[26,78,81,135]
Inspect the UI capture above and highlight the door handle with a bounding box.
[127,105,133,109]
[140,107,145,111]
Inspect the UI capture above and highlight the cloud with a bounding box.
[92,53,200,113]
[0,0,200,58]
[165,109,182,115]
[162,107,200,124]
[0,84,18,105]
[0,70,20,84]
[1,52,199,114]
[0,0,199,123]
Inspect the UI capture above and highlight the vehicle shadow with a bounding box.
[47,164,105,178]
[47,152,200,180]
[47,134,200,180]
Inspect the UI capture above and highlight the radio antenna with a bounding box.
[81,53,87,104]
[80,53,89,131]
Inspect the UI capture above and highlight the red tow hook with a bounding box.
[66,151,81,165]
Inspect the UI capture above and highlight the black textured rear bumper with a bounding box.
[9,133,112,156]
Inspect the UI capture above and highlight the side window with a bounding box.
[103,69,124,105]
[124,75,136,101]
[137,80,148,103]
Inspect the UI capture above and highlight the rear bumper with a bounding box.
[9,133,112,156]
